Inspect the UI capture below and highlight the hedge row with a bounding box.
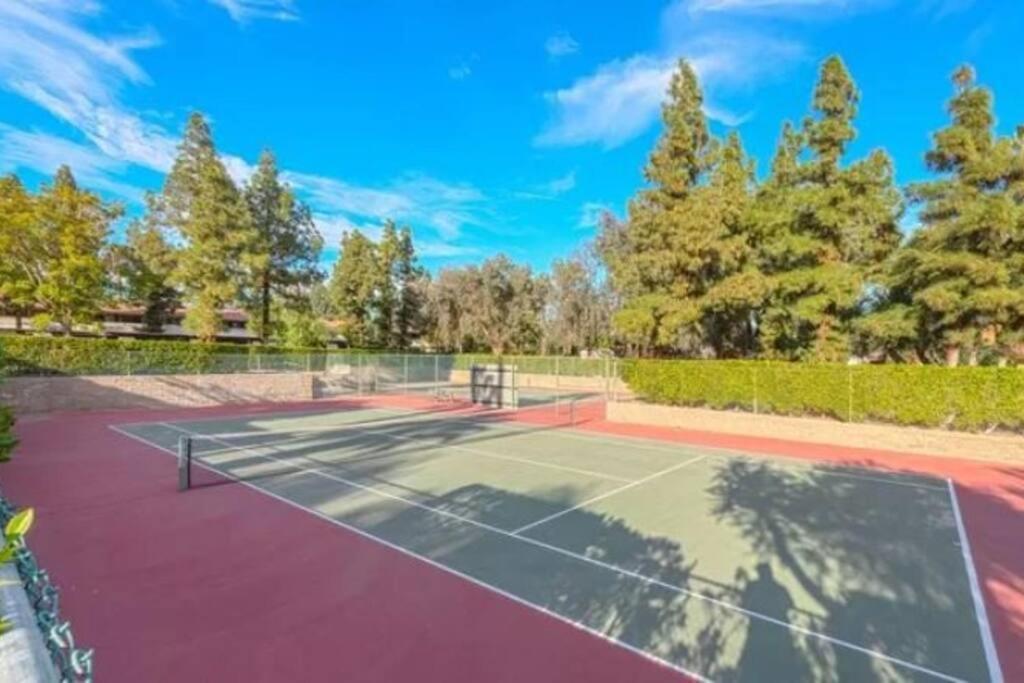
[0,342,14,461]
[0,335,353,376]
[621,359,1024,432]
[451,354,615,378]
[0,335,626,381]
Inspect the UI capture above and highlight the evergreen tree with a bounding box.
[758,56,902,360]
[327,229,381,347]
[375,221,400,346]
[393,226,422,348]
[108,222,179,332]
[609,59,715,354]
[152,113,254,341]
[869,66,1024,365]
[243,150,323,341]
[697,132,764,357]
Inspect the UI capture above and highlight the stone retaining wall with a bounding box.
[0,373,317,414]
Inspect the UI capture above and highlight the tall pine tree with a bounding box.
[328,229,381,347]
[870,66,1024,365]
[151,113,253,341]
[608,59,715,355]
[758,56,901,360]
[243,150,323,341]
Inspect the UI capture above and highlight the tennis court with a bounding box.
[113,401,999,683]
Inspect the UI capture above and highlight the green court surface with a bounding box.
[114,406,998,683]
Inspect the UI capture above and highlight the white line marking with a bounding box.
[120,402,948,492]
[107,424,711,683]
[161,418,634,484]
[947,479,1004,683]
[512,455,708,535]
[362,407,949,492]
[140,422,966,682]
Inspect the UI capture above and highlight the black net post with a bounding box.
[177,435,192,491]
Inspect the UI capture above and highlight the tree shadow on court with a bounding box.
[270,479,737,681]
[707,458,992,682]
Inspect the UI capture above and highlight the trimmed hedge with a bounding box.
[451,354,614,378]
[0,335,345,376]
[621,359,1024,433]
[0,342,14,461]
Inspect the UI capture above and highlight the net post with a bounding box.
[177,435,191,491]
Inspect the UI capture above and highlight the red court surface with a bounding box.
[3,398,1022,682]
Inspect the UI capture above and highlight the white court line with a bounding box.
[142,422,966,683]
[106,424,712,683]
[365,406,950,492]
[947,479,1004,683]
[512,455,708,535]
[157,417,633,485]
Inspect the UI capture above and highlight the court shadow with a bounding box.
[707,458,990,682]
[299,481,738,681]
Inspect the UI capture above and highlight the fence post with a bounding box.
[403,354,409,394]
[555,355,560,389]
[434,354,439,394]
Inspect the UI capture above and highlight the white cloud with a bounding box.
[578,202,612,230]
[535,55,676,149]
[417,241,480,258]
[0,1,178,172]
[449,63,473,80]
[545,32,580,58]
[0,1,486,259]
[686,0,850,13]
[208,0,299,23]
[312,214,385,245]
[0,125,143,201]
[290,172,487,243]
[536,0,809,148]
[514,171,577,200]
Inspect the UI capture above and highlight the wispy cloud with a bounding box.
[449,63,473,80]
[686,0,852,13]
[0,1,487,258]
[577,202,611,229]
[535,1,809,148]
[289,171,488,243]
[0,0,177,173]
[536,55,675,149]
[208,0,299,23]
[545,31,580,58]
[417,241,480,258]
[0,125,142,201]
[514,171,577,200]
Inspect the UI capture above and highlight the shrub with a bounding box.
[621,359,1024,433]
[0,335,339,376]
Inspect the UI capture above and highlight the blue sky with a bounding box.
[1,0,1022,272]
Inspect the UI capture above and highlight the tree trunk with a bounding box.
[944,345,960,367]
